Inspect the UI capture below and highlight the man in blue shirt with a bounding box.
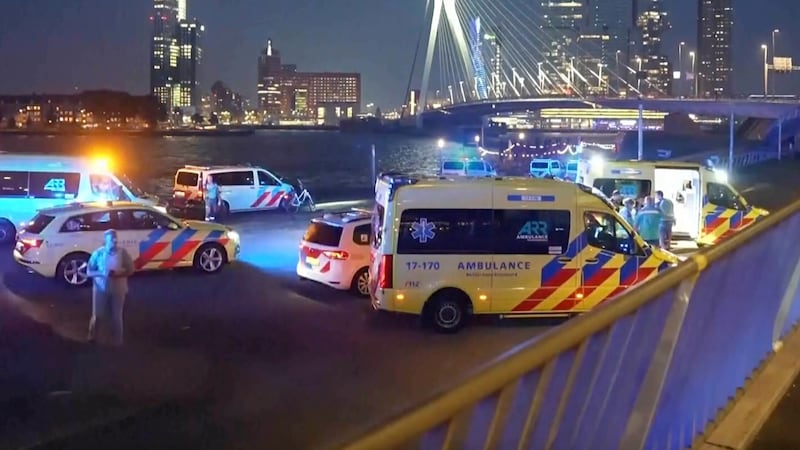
[656,190,675,250]
[86,229,135,346]
[204,175,220,221]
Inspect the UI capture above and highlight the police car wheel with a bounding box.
[194,244,225,274]
[351,268,370,297]
[57,253,91,287]
[426,295,466,333]
[0,219,15,244]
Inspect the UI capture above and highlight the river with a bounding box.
[0,131,479,202]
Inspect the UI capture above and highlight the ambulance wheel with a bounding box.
[0,219,15,244]
[424,289,469,334]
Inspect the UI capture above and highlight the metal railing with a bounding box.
[340,198,800,450]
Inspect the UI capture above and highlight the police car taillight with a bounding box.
[378,255,393,289]
[18,238,43,253]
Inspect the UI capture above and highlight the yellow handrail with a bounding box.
[339,197,800,450]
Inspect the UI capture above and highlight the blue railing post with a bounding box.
[619,273,700,449]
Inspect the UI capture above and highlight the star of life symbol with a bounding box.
[411,218,436,243]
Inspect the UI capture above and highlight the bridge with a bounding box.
[407,0,800,148]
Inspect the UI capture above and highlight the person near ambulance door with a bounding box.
[656,190,675,250]
[610,190,624,209]
[634,196,663,247]
[204,175,220,221]
[86,229,135,346]
[620,197,637,225]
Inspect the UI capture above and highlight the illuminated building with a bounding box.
[149,0,202,111]
[540,1,583,95]
[469,18,489,100]
[637,0,671,97]
[255,40,361,124]
[697,0,733,98]
[150,0,180,108]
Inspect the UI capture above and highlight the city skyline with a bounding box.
[1,0,799,110]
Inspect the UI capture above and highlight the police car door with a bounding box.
[491,194,579,315]
[117,209,175,270]
[578,210,647,311]
[254,170,285,210]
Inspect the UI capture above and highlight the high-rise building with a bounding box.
[149,0,202,112]
[469,18,489,100]
[175,19,202,109]
[540,1,584,95]
[697,0,733,98]
[150,0,180,107]
[637,0,671,97]
[257,40,283,119]
[255,40,361,124]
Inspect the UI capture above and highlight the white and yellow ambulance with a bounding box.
[576,157,769,246]
[368,173,678,333]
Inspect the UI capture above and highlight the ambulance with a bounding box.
[368,173,678,333]
[576,156,769,246]
[0,154,163,244]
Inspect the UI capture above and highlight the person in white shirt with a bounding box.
[86,229,135,346]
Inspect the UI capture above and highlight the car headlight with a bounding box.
[227,230,240,243]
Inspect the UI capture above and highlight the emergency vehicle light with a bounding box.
[93,157,111,171]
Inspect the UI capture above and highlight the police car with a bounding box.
[13,201,240,287]
[297,209,372,296]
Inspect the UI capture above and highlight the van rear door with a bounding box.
[173,170,202,206]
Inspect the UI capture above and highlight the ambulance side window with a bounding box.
[707,182,746,210]
[584,211,643,256]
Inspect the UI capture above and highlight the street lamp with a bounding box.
[689,51,696,98]
[772,29,780,94]
[679,42,685,94]
[761,44,769,97]
[474,134,480,144]
[437,138,445,149]
[518,132,525,140]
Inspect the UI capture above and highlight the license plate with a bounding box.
[174,191,185,197]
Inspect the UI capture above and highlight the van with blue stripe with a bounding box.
[368,173,678,333]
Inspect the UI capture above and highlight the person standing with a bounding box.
[204,175,220,221]
[86,229,135,346]
[634,196,662,247]
[620,197,637,225]
[656,190,675,250]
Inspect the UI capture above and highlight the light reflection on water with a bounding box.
[0,131,481,202]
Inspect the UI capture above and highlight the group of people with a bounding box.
[612,190,675,250]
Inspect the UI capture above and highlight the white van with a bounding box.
[0,154,162,243]
[530,159,565,178]
[368,173,677,332]
[170,165,295,216]
[577,157,769,246]
[440,159,497,177]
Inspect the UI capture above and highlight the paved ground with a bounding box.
[2,158,800,450]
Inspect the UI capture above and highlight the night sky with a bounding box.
[0,0,798,110]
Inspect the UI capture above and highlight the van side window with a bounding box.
[397,209,493,254]
[593,178,651,199]
[372,204,385,249]
[706,182,746,210]
[90,174,124,200]
[353,224,371,246]
[227,171,255,186]
[467,161,485,172]
[493,210,571,255]
[28,172,81,199]
[60,212,114,233]
[258,170,279,186]
[584,211,642,256]
[0,171,28,197]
